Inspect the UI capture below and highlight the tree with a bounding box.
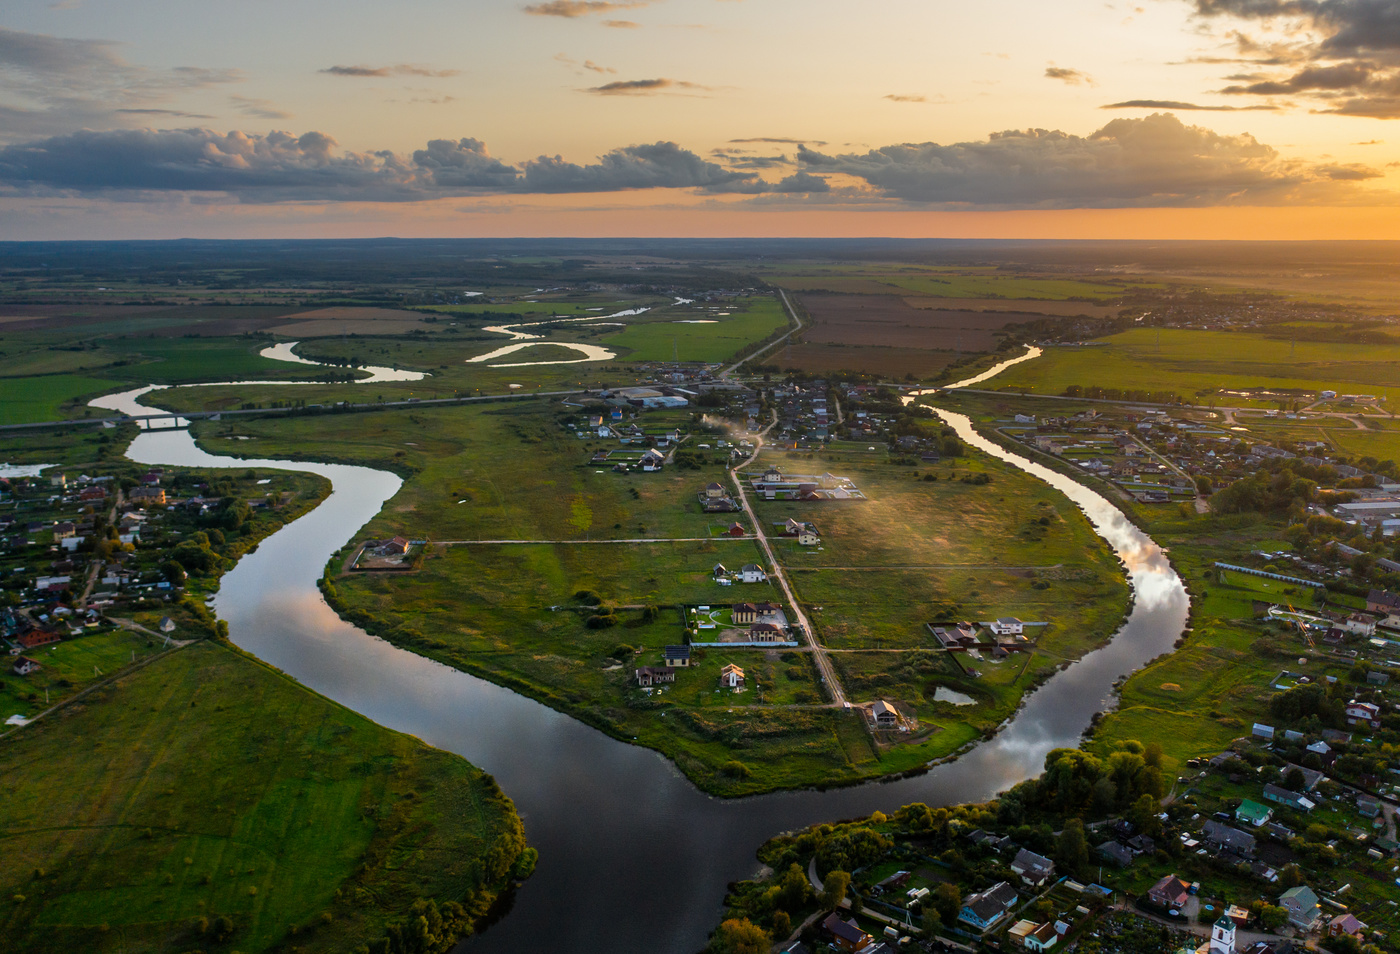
[930,882,962,927]
[709,918,770,954]
[1283,767,1306,791]
[1055,819,1089,874]
[819,870,850,910]
[1257,904,1288,931]
[771,911,791,938]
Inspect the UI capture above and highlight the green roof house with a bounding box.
[1235,799,1273,827]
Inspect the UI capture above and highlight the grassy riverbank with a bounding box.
[0,641,528,954]
[191,396,1129,796]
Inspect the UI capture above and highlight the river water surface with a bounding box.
[96,348,1187,953]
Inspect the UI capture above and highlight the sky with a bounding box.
[3,0,1400,239]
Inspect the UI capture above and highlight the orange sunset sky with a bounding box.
[2,0,1400,239]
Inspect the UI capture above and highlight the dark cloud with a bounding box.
[320,64,460,78]
[794,112,1382,208]
[0,115,1381,209]
[771,171,829,193]
[1102,99,1283,110]
[0,129,762,200]
[1189,0,1400,116]
[524,1,651,18]
[0,27,240,141]
[1219,61,1373,93]
[584,78,706,94]
[715,151,790,169]
[1045,67,1093,85]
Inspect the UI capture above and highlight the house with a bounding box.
[704,481,726,499]
[1011,848,1055,887]
[129,487,166,506]
[1366,670,1390,686]
[719,663,744,689]
[663,645,691,667]
[381,536,411,556]
[52,522,76,542]
[634,666,676,688]
[17,631,61,651]
[1345,700,1381,728]
[1329,914,1367,938]
[1147,875,1192,912]
[726,522,746,537]
[1235,799,1273,827]
[1262,784,1315,813]
[712,563,729,580]
[1097,841,1135,868]
[1366,589,1400,614]
[158,616,177,634]
[732,603,758,624]
[12,656,40,676]
[1283,763,1325,791]
[870,700,900,729]
[1356,795,1381,818]
[958,881,1018,931]
[821,913,873,953]
[738,564,767,583]
[1203,820,1256,857]
[1340,614,1377,637]
[1278,886,1320,931]
[748,622,786,642]
[1024,922,1058,952]
[1252,723,1276,741]
[989,617,1024,637]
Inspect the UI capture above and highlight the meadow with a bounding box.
[986,328,1400,406]
[190,396,1129,794]
[0,641,526,954]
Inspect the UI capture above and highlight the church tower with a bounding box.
[1210,914,1236,954]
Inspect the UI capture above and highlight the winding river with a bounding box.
[91,346,1187,954]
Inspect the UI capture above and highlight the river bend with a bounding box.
[96,348,1187,953]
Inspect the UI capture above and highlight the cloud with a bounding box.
[231,96,292,120]
[0,27,240,141]
[320,64,460,78]
[116,107,214,119]
[884,94,927,103]
[524,1,651,17]
[793,112,1384,208]
[583,77,707,94]
[0,129,764,200]
[554,53,616,74]
[1188,0,1400,116]
[603,19,641,27]
[729,136,828,146]
[1045,67,1094,85]
[771,171,829,193]
[1102,98,1283,110]
[0,115,1382,209]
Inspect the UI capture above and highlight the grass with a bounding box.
[101,336,314,385]
[0,627,166,721]
[0,374,122,425]
[769,270,1137,300]
[599,297,790,362]
[986,328,1400,405]
[184,397,1128,795]
[0,641,526,954]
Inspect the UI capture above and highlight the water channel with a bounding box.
[92,347,1188,953]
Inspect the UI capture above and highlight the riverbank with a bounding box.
[0,640,529,954]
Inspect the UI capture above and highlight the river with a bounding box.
[94,346,1187,953]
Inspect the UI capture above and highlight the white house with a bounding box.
[738,563,767,584]
[988,618,1024,637]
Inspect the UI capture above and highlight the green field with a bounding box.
[186,397,1128,795]
[0,374,122,425]
[0,641,526,954]
[768,269,1136,300]
[599,297,790,362]
[986,328,1400,405]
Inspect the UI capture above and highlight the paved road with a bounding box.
[721,287,804,376]
[721,288,848,706]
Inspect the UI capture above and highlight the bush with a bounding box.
[721,760,752,778]
[586,614,618,629]
[573,589,603,605]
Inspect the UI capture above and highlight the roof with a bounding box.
[663,644,690,657]
[1149,874,1191,906]
[1236,799,1272,824]
[822,914,868,946]
[1203,820,1256,853]
[1013,848,1054,875]
[965,881,1018,920]
[1280,886,1319,911]
[1098,841,1135,866]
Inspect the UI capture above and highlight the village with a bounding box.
[0,461,323,719]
